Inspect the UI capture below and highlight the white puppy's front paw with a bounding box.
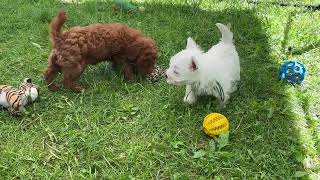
[183,93,196,104]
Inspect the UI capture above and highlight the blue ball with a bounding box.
[279,61,306,84]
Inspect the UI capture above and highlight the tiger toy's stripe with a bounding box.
[0,79,39,114]
[0,85,25,112]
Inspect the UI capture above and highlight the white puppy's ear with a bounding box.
[226,22,231,29]
[186,37,199,50]
[190,56,198,71]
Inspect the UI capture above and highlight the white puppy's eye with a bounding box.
[173,66,179,75]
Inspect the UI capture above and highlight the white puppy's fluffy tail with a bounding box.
[216,23,233,43]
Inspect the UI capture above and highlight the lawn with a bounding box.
[0,0,319,179]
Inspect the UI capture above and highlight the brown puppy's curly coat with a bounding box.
[43,10,158,92]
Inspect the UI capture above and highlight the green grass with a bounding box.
[0,0,319,179]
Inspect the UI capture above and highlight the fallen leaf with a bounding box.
[193,149,206,159]
[31,42,42,49]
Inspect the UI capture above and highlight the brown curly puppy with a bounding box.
[43,10,158,92]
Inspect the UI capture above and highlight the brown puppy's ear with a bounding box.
[190,56,198,71]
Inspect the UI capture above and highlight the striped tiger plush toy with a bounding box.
[0,78,39,115]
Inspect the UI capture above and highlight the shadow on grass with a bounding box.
[0,0,308,178]
[125,2,304,177]
[118,1,307,178]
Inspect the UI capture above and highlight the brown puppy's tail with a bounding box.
[50,10,67,45]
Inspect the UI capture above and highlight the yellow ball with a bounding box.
[203,113,229,137]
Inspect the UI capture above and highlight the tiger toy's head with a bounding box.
[146,65,165,82]
[20,78,39,102]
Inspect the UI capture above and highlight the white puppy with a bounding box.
[165,23,240,107]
